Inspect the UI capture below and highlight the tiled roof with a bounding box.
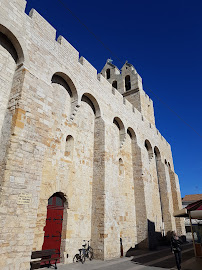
[182,194,202,202]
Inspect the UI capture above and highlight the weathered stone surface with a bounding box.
[0,1,185,269]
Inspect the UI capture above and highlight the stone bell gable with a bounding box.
[100,60,155,125]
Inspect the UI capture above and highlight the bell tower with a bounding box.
[100,60,155,126]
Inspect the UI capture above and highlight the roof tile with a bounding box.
[182,194,202,202]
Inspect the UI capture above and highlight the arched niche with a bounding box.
[113,117,124,130]
[113,117,125,147]
[51,72,78,101]
[0,25,26,141]
[127,127,137,142]
[81,93,101,118]
[65,135,74,160]
[0,32,18,63]
[145,139,153,160]
[154,146,161,161]
[0,24,25,64]
[119,158,124,176]
[52,74,72,97]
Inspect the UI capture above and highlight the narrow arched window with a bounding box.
[106,69,110,79]
[145,140,153,160]
[119,158,124,176]
[65,135,74,159]
[125,75,131,91]
[112,80,117,89]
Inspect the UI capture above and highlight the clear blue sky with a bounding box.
[25,0,202,197]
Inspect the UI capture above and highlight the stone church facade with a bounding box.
[0,1,185,269]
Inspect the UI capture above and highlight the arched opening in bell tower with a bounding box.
[106,68,110,79]
[125,75,131,91]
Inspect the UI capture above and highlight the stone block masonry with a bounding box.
[0,0,185,269]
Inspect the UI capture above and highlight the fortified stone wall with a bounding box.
[0,0,185,269]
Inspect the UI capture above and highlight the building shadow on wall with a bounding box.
[126,219,162,257]
[125,219,191,269]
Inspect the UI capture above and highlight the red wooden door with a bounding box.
[42,195,64,263]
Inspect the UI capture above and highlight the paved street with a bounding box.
[57,243,202,270]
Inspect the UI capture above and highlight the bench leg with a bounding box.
[55,259,57,269]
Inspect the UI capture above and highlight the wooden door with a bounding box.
[42,195,64,262]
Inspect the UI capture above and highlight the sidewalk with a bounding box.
[57,243,202,270]
[181,257,202,270]
[57,257,166,270]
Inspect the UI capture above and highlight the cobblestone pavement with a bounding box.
[57,243,202,270]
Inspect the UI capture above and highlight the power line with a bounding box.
[56,0,202,139]
[57,0,125,65]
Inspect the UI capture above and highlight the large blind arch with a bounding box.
[0,23,25,64]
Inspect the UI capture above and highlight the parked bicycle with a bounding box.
[73,240,94,264]
[73,247,85,264]
[82,240,94,260]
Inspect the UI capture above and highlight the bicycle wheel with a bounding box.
[89,251,94,260]
[81,254,85,264]
[73,254,79,263]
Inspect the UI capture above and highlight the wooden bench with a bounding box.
[30,249,60,270]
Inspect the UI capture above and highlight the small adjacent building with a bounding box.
[182,194,202,240]
[174,198,202,257]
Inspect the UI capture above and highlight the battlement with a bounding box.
[1,0,154,121]
[29,9,56,40]
[0,0,27,13]
[57,35,79,62]
[0,0,171,148]
[79,56,98,78]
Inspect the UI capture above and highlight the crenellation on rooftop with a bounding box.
[78,56,97,79]
[2,0,27,13]
[57,35,79,62]
[0,0,172,169]
[29,9,56,40]
[123,98,133,112]
[17,0,27,12]
[97,73,104,82]
[113,89,124,104]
